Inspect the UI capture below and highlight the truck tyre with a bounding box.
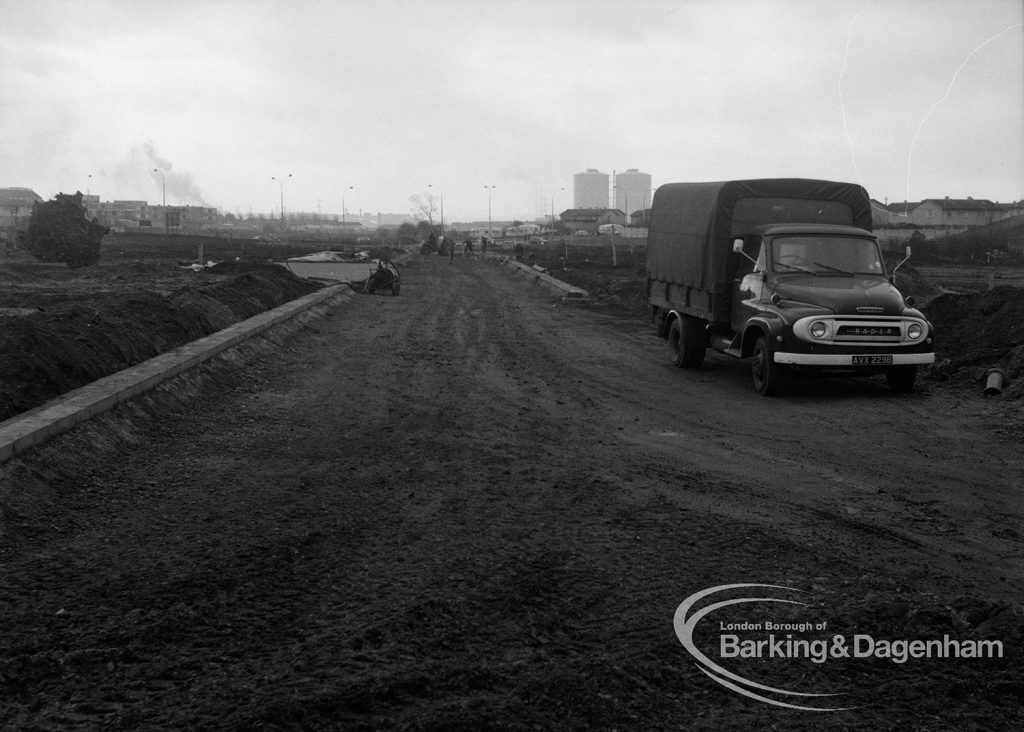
[668,317,705,369]
[886,365,917,393]
[751,335,783,396]
[681,316,707,368]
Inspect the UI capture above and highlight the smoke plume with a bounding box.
[111,142,210,206]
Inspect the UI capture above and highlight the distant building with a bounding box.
[909,198,1010,230]
[873,197,1022,238]
[463,221,510,238]
[0,187,43,228]
[97,200,147,230]
[574,169,610,209]
[630,208,652,227]
[92,200,219,231]
[871,199,916,227]
[377,212,419,227]
[82,194,101,221]
[561,208,625,235]
[613,169,652,220]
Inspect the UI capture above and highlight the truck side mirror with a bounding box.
[733,238,759,269]
[891,245,912,283]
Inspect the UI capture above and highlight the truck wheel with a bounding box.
[886,365,917,392]
[681,316,707,368]
[751,335,783,396]
[668,318,705,368]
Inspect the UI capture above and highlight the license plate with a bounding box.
[852,355,893,366]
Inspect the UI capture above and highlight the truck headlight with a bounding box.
[809,321,829,339]
[907,323,923,340]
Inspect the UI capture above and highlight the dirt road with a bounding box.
[2,255,1022,730]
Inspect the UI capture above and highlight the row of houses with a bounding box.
[0,188,219,232]
[557,208,627,234]
[0,187,410,237]
[557,197,1024,239]
[77,195,220,232]
[871,197,1023,236]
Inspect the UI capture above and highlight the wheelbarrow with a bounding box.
[348,258,401,296]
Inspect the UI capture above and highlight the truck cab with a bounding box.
[727,224,934,394]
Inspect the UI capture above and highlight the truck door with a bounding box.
[731,236,766,334]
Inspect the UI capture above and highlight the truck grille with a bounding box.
[837,325,901,338]
[793,315,929,346]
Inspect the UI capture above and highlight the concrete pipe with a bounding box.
[984,368,1004,396]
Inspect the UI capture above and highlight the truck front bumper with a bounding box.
[774,352,935,366]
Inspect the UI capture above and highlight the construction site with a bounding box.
[1,225,1023,730]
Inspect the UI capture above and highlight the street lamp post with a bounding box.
[484,185,495,239]
[643,185,658,227]
[272,174,292,231]
[616,186,629,228]
[342,185,354,229]
[551,186,564,235]
[428,184,444,233]
[152,168,166,232]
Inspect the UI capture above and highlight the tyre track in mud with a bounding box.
[1,255,1022,730]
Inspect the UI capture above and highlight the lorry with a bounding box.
[646,178,935,395]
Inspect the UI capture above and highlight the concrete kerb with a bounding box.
[0,283,354,464]
[500,258,589,302]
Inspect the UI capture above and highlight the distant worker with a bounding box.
[464,237,474,256]
[443,236,456,263]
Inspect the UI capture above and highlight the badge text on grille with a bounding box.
[838,326,900,337]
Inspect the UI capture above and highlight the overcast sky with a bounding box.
[1,0,1021,221]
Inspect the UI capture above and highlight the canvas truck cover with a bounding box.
[646,178,873,295]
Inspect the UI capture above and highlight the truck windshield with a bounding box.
[770,236,883,276]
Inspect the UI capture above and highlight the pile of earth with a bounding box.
[557,268,648,314]
[922,286,1024,397]
[524,242,648,316]
[0,262,322,422]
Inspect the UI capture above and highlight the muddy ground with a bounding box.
[1,240,1023,730]
[0,235,401,422]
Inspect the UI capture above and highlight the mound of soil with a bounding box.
[523,242,649,315]
[922,286,1024,396]
[0,263,321,422]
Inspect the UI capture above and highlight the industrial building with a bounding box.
[0,187,43,229]
[613,169,652,218]
[573,169,610,209]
